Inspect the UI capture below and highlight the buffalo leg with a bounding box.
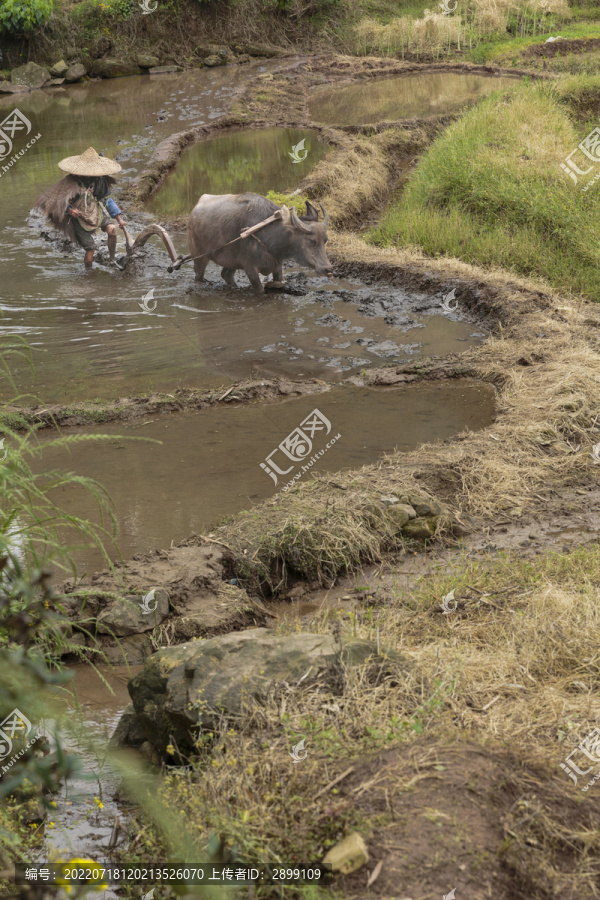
[221,267,237,287]
[194,258,208,282]
[244,265,264,295]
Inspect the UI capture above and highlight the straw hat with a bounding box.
[58,146,122,176]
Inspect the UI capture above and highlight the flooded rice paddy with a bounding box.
[148,127,328,217]
[35,381,495,574]
[308,72,519,125]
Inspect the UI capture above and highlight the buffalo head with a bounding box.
[280,203,332,277]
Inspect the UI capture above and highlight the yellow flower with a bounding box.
[166,744,175,755]
[93,796,103,810]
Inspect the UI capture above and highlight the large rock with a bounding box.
[11,62,50,90]
[64,63,86,83]
[0,83,29,94]
[136,54,159,68]
[97,589,170,636]
[125,628,404,754]
[89,58,142,79]
[49,60,68,77]
[203,55,226,68]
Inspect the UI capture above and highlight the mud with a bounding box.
[525,36,600,58]
[1,263,487,405]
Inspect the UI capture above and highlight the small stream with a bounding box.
[42,665,140,876]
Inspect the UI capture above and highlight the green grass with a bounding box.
[369,78,600,300]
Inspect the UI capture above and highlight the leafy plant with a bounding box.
[0,0,53,34]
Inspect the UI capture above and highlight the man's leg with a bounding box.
[106,223,117,262]
[84,249,94,268]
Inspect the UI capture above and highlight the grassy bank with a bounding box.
[370,77,600,300]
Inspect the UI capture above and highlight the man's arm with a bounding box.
[106,197,124,225]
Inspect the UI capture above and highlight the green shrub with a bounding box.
[0,0,52,34]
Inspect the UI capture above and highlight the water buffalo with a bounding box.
[187,192,332,294]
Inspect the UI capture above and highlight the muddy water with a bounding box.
[42,664,140,869]
[34,381,495,573]
[1,66,486,403]
[308,72,519,125]
[148,127,329,217]
[2,269,486,402]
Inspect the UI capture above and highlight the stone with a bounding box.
[97,589,170,636]
[101,633,154,665]
[110,703,147,747]
[49,60,68,77]
[203,55,225,68]
[402,518,437,540]
[139,741,161,765]
[323,832,369,874]
[380,495,399,506]
[148,65,182,75]
[409,496,443,517]
[10,62,50,90]
[0,83,29,94]
[89,59,142,79]
[64,63,86,83]
[387,503,417,530]
[47,78,66,86]
[126,628,405,754]
[136,54,159,68]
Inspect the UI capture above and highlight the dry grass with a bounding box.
[303,127,435,226]
[352,0,572,57]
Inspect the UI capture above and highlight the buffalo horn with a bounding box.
[319,204,330,228]
[291,206,312,234]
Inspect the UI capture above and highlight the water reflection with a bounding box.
[148,127,329,217]
[308,72,519,125]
